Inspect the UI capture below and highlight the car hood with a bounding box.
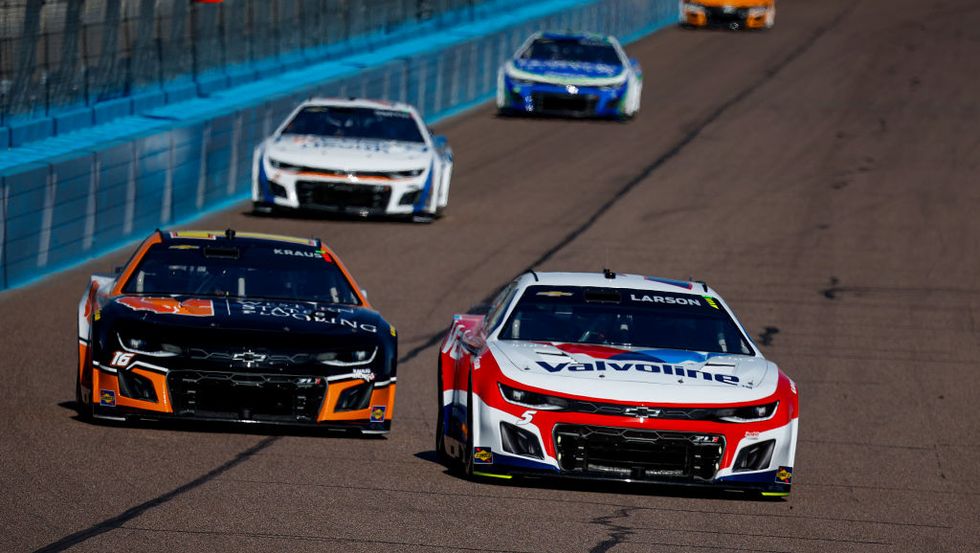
[103,295,387,338]
[265,135,432,172]
[510,59,626,81]
[490,341,778,404]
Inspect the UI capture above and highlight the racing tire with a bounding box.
[435,360,451,465]
[74,369,92,421]
[462,372,475,478]
[252,202,276,216]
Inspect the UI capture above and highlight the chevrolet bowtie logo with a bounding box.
[232,350,267,366]
[624,407,661,419]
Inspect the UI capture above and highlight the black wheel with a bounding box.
[463,373,475,477]
[435,360,450,465]
[75,367,92,420]
[252,202,276,216]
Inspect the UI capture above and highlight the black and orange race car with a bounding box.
[680,1,776,30]
[76,229,397,433]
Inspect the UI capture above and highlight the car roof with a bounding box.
[163,230,319,248]
[300,97,416,113]
[518,271,716,296]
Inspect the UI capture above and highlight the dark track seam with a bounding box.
[589,507,637,553]
[213,476,954,529]
[34,436,279,553]
[117,525,537,552]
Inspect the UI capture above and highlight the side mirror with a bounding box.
[432,135,448,148]
[113,266,124,275]
[361,289,369,300]
[629,57,641,72]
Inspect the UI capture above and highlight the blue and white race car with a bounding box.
[253,98,453,221]
[496,32,642,119]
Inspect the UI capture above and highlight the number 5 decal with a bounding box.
[516,410,536,426]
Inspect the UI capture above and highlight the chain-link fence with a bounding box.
[0,0,495,124]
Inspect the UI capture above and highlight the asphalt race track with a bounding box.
[2,0,979,551]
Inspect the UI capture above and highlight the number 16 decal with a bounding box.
[110,352,134,367]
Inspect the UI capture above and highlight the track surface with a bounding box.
[2,0,979,551]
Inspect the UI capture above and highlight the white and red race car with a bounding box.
[436,271,798,496]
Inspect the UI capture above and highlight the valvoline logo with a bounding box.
[534,344,739,385]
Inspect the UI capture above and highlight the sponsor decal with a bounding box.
[534,360,740,385]
[389,326,397,337]
[744,431,761,439]
[117,297,215,317]
[536,291,573,297]
[369,406,386,422]
[473,447,493,464]
[630,294,701,306]
[775,466,793,484]
[273,248,321,258]
[315,249,334,263]
[168,245,199,250]
[94,310,101,321]
[703,296,720,309]
[352,368,375,382]
[99,389,116,407]
[514,59,621,78]
[235,301,377,333]
[277,136,428,155]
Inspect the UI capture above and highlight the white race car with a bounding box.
[253,98,453,221]
[437,271,798,496]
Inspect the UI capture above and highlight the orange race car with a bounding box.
[76,229,397,434]
[680,1,776,30]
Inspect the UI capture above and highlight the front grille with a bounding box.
[705,6,748,24]
[532,92,598,115]
[296,181,391,211]
[554,424,724,481]
[168,370,326,423]
[562,399,719,420]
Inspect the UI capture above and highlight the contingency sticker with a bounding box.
[369,406,386,423]
[99,389,116,407]
[473,447,493,464]
[117,297,215,317]
[775,466,793,484]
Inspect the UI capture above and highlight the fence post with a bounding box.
[10,0,44,115]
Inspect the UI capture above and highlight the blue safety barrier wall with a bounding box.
[0,0,677,292]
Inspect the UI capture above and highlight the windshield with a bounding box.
[280,105,425,143]
[521,37,622,66]
[122,242,361,305]
[499,286,754,355]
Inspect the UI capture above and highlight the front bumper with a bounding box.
[499,76,628,118]
[467,394,796,493]
[88,363,396,432]
[254,158,433,217]
[681,3,773,29]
